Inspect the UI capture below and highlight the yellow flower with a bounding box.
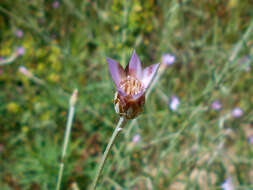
[51,61,61,72]
[7,102,19,113]
[48,54,57,63]
[48,73,59,82]
[37,48,47,57]
[41,111,50,121]
[228,0,238,8]
[114,25,120,31]
[37,62,46,72]
[51,46,61,55]
[0,47,11,57]
[133,3,142,12]
[22,126,29,133]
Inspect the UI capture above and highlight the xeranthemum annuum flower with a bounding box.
[107,50,159,119]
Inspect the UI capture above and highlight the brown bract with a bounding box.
[114,91,145,119]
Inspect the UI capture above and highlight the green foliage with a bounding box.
[0,0,252,189]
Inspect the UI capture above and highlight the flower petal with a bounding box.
[107,57,126,87]
[117,86,145,101]
[131,90,146,100]
[125,50,142,79]
[142,63,160,88]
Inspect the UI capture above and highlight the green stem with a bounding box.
[56,90,78,190]
[91,117,127,190]
[0,53,18,66]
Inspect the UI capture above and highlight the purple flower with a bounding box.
[238,56,251,72]
[107,50,159,119]
[221,178,234,190]
[16,47,25,56]
[245,66,251,72]
[211,100,222,111]
[162,54,176,66]
[248,136,253,145]
[16,29,24,38]
[19,66,32,78]
[170,96,180,111]
[52,1,60,9]
[231,107,243,118]
[132,134,141,144]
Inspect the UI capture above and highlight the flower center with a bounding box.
[119,76,144,95]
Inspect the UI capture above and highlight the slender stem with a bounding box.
[0,53,18,66]
[56,90,78,190]
[91,117,127,190]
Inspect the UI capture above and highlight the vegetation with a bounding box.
[0,0,252,189]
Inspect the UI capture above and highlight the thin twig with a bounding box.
[0,53,18,66]
[56,89,78,190]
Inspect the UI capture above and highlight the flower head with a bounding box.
[211,100,222,111]
[238,55,251,72]
[16,47,25,56]
[107,50,159,119]
[162,54,176,66]
[170,96,180,111]
[245,66,251,72]
[248,136,253,145]
[52,1,60,9]
[19,66,32,78]
[132,134,141,144]
[231,107,243,118]
[16,29,24,38]
[221,177,234,190]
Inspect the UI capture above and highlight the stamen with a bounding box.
[119,75,144,95]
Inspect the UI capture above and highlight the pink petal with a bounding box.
[117,86,128,97]
[107,57,126,87]
[142,63,160,88]
[117,86,145,100]
[125,50,142,79]
[132,90,146,100]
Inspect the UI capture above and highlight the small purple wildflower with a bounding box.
[16,47,25,56]
[221,178,234,190]
[16,29,24,38]
[19,66,28,75]
[211,100,222,111]
[162,54,176,66]
[231,107,243,118]
[245,66,251,72]
[238,56,251,72]
[170,96,180,111]
[19,66,32,78]
[248,136,253,145]
[52,1,60,9]
[107,50,159,119]
[132,134,141,144]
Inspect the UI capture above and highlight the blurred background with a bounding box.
[0,0,252,189]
